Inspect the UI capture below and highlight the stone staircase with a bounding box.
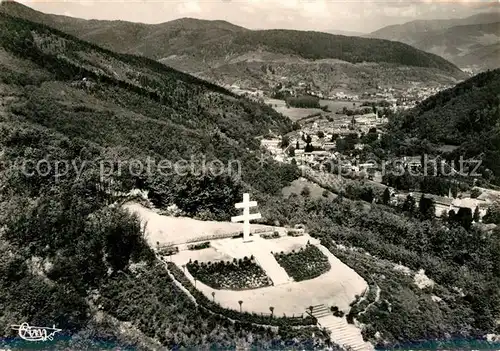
[310,304,373,351]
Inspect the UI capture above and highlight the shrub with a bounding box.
[188,241,210,250]
[187,258,272,290]
[261,231,280,239]
[274,243,330,281]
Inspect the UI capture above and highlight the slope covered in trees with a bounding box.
[0,0,463,75]
[369,12,500,70]
[389,69,500,185]
[231,30,461,73]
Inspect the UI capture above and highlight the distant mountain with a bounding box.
[0,0,466,92]
[369,12,500,71]
[390,69,500,185]
[325,29,365,37]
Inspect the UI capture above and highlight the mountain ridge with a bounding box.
[0,0,466,91]
[389,68,500,185]
[369,11,500,71]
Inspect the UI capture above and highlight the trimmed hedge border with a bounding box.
[167,262,317,327]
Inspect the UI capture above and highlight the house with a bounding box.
[261,139,281,148]
[359,162,376,170]
[323,142,336,150]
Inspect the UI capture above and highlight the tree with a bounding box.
[269,306,274,317]
[301,186,311,197]
[296,140,300,149]
[382,188,390,205]
[419,195,435,220]
[455,207,473,230]
[288,146,295,157]
[402,194,416,213]
[317,131,325,138]
[483,203,500,225]
[212,291,215,302]
[304,143,314,153]
[280,135,290,148]
[238,300,243,313]
[473,206,480,222]
[470,188,482,198]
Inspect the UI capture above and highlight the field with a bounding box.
[319,99,361,112]
[282,177,337,200]
[264,98,323,122]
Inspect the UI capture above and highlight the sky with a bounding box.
[18,0,500,33]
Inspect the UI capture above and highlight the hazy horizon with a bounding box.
[14,0,500,33]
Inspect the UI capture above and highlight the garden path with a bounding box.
[211,236,291,285]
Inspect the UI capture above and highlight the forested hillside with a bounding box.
[389,69,500,185]
[231,30,461,73]
[369,12,500,70]
[0,12,326,349]
[0,0,463,76]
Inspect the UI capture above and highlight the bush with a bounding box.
[188,241,210,250]
[470,188,482,199]
[187,258,272,290]
[261,231,280,239]
[274,244,330,281]
[158,246,179,256]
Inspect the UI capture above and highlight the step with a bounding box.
[313,313,331,318]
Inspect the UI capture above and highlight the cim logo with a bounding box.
[11,322,62,342]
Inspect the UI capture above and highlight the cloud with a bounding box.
[177,0,202,15]
[21,0,498,33]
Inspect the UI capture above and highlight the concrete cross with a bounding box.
[231,193,261,242]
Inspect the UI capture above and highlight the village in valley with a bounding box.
[251,83,499,223]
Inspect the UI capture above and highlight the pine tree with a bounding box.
[382,188,390,205]
[473,206,480,222]
[402,194,416,213]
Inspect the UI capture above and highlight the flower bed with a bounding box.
[167,262,317,327]
[287,230,304,237]
[261,231,280,239]
[187,257,272,290]
[274,244,331,282]
[188,241,210,250]
[157,245,179,256]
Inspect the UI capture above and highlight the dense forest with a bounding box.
[0,0,463,76]
[232,30,461,73]
[388,69,500,185]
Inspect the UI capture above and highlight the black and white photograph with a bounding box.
[0,0,499,350]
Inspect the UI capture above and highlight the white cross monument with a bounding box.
[231,193,261,242]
